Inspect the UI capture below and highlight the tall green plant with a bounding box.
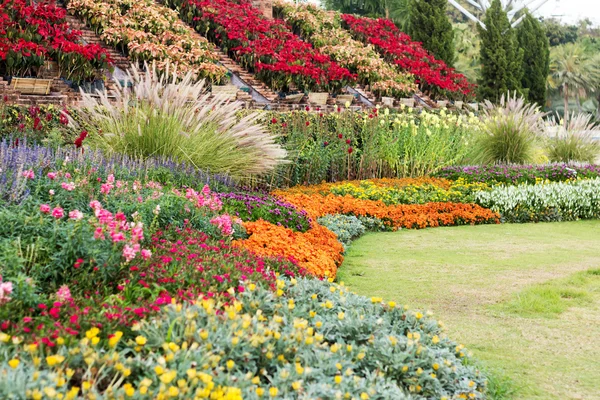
[409,0,455,67]
[477,0,523,102]
[517,13,550,108]
[475,93,545,164]
[78,64,286,177]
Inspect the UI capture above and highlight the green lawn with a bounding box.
[338,221,600,400]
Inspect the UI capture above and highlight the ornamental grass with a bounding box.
[78,64,287,177]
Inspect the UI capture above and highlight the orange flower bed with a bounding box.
[233,220,344,278]
[275,192,500,229]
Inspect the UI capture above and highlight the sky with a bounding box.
[521,0,600,25]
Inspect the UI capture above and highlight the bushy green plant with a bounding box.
[317,214,366,249]
[0,278,487,399]
[475,178,600,223]
[546,113,600,163]
[474,94,545,164]
[78,64,286,177]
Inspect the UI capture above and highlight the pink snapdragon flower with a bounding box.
[61,182,75,191]
[40,204,51,214]
[55,285,72,302]
[22,170,35,179]
[47,172,57,180]
[0,277,13,305]
[69,210,84,220]
[210,214,234,236]
[52,207,64,219]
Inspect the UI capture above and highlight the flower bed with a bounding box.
[434,164,600,185]
[273,178,500,231]
[0,278,486,399]
[66,0,228,83]
[166,0,356,93]
[0,0,112,83]
[274,1,416,98]
[341,14,473,98]
[475,178,600,223]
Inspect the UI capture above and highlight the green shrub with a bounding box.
[0,278,487,399]
[475,178,600,223]
[474,94,545,164]
[546,113,600,163]
[78,64,286,177]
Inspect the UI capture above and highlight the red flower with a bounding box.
[346,139,351,144]
[271,118,277,124]
[338,134,343,139]
[74,131,88,148]
[348,147,353,154]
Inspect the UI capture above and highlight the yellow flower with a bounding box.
[135,336,147,346]
[292,381,301,390]
[256,387,265,396]
[8,359,19,369]
[335,375,342,384]
[338,312,345,320]
[46,355,65,366]
[226,360,235,370]
[269,387,278,397]
[432,335,440,344]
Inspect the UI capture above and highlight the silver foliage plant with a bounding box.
[78,63,287,176]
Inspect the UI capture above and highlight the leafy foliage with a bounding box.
[546,113,600,163]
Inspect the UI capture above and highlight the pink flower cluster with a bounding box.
[183,185,223,211]
[0,277,13,306]
[88,200,151,263]
[210,214,236,236]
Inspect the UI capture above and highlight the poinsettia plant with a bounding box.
[274,1,416,98]
[341,14,475,100]
[164,0,356,93]
[0,0,112,83]
[66,0,228,83]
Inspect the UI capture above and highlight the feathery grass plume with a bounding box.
[546,113,600,163]
[474,93,546,164]
[77,63,287,177]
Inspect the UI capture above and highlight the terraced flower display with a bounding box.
[66,0,228,83]
[274,1,416,98]
[341,14,474,98]
[0,0,112,83]
[165,0,356,93]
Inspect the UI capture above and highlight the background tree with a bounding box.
[477,0,523,102]
[542,18,578,46]
[323,0,411,31]
[517,13,550,107]
[548,43,600,119]
[409,0,455,66]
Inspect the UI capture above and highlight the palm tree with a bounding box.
[548,43,600,121]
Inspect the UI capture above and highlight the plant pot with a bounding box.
[381,96,395,107]
[308,92,329,105]
[400,97,415,107]
[335,94,354,105]
[454,101,463,110]
[468,102,479,111]
[282,93,304,104]
[436,100,448,108]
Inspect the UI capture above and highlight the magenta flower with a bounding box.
[52,207,64,219]
[40,204,51,214]
[69,210,84,221]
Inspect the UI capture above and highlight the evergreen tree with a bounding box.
[477,0,523,102]
[409,0,455,66]
[517,13,550,107]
